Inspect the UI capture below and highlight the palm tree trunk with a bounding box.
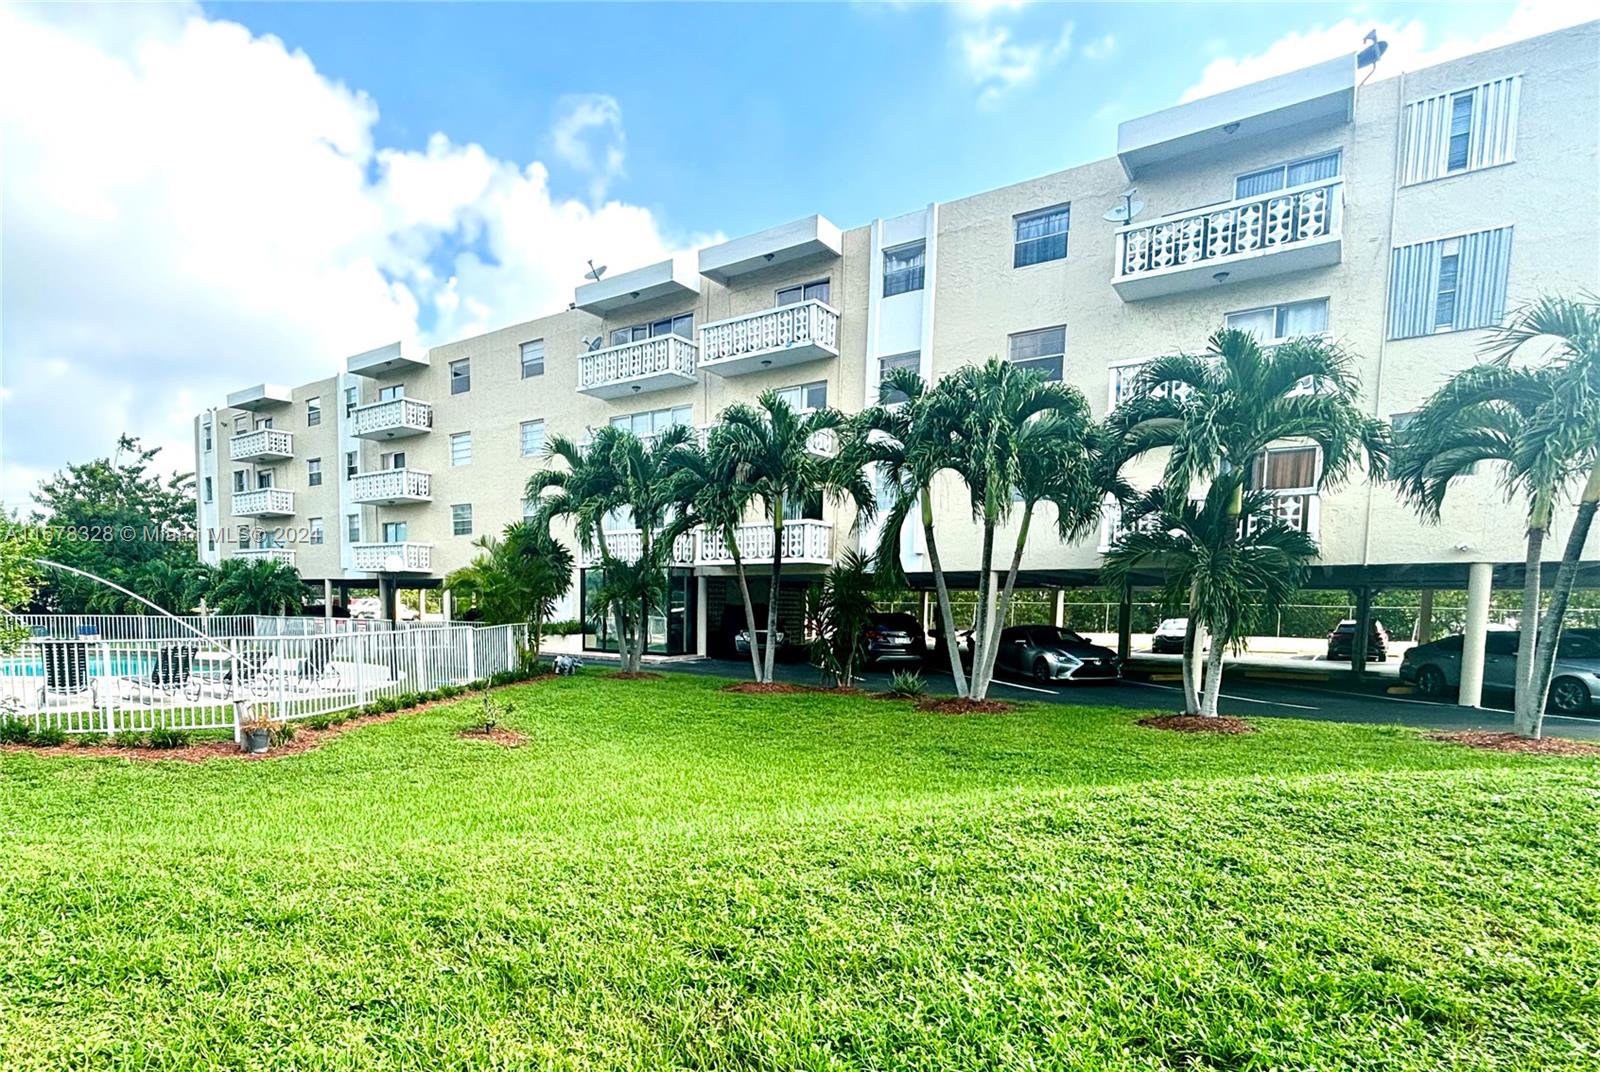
[762,512,784,684]
[978,504,1032,696]
[1512,508,1548,736]
[921,492,968,698]
[1527,466,1600,737]
[1199,631,1227,716]
[729,525,762,682]
[970,518,998,700]
[1181,585,1201,716]
[593,531,631,674]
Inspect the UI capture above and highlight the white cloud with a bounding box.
[1180,2,1593,102]
[1081,32,1116,61]
[0,3,684,507]
[958,14,1074,107]
[549,93,626,203]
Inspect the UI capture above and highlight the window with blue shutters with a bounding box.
[1387,227,1513,339]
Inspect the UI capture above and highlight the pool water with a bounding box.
[0,653,159,678]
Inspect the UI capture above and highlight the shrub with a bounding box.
[271,722,296,747]
[887,671,928,699]
[396,692,420,710]
[147,727,190,750]
[112,730,145,749]
[307,716,333,731]
[32,725,68,747]
[542,619,587,637]
[0,717,33,745]
[472,694,514,735]
[75,733,107,748]
[467,679,489,693]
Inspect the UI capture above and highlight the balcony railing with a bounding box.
[577,335,698,399]
[1098,492,1320,550]
[697,520,834,566]
[351,542,433,572]
[229,427,294,463]
[697,418,837,458]
[350,397,433,440]
[579,530,697,569]
[1113,179,1343,301]
[232,487,295,517]
[698,301,840,376]
[349,468,432,505]
[235,547,296,566]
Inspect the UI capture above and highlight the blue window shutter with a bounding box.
[1455,226,1514,330]
[1387,240,1440,339]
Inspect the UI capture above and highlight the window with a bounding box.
[777,280,831,306]
[381,450,406,470]
[450,358,470,395]
[610,314,694,347]
[1249,446,1319,491]
[1560,635,1600,660]
[382,521,408,543]
[238,527,250,549]
[1400,75,1520,184]
[378,384,404,402]
[202,423,212,452]
[308,517,324,545]
[1234,151,1341,199]
[255,417,273,430]
[1014,205,1069,267]
[520,340,545,378]
[784,490,824,522]
[521,419,546,457]
[306,396,321,427]
[1390,411,1418,438]
[235,416,249,433]
[203,477,213,503]
[1224,299,1330,345]
[774,381,827,412]
[232,471,246,493]
[207,531,216,553]
[883,242,925,296]
[610,406,693,439]
[347,514,360,543]
[877,352,921,403]
[1388,228,1513,339]
[344,386,359,416]
[451,504,473,537]
[345,451,358,479]
[450,431,472,466]
[307,458,322,487]
[257,470,274,490]
[1008,326,1066,382]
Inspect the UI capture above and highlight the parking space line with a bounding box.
[990,679,1059,696]
[1129,680,1319,711]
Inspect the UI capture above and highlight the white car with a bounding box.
[1151,617,1189,654]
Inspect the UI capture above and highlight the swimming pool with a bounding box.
[0,652,160,678]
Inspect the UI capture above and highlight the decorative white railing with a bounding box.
[1115,179,1342,282]
[232,487,295,516]
[349,468,432,503]
[1108,359,1195,410]
[698,520,833,566]
[350,397,433,438]
[229,427,294,462]
[235,548,297,566]
[578,335,698,392]
[1098,492,1319,550]
[579,530,697,569]
[699,301,840,367]
[697,418,837,457]
[351,541,433,572]
[7,614,388,641]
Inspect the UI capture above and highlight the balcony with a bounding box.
[1098,492,1319,550]
[697,520,834,567]
[351,397,433,440]
[349,468,432,506]
[697,418,837,458]
[578,530,696,569]
[699,301,840,376]
[1112,179,1343,301]
[235,548,296,566]
[232,488,295,518]
[351,542,433,572]
[577,335,698,399]
[229,427,294,463]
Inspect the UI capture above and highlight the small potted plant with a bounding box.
[240,709,273,754]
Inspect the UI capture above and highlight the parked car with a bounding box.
[733,626,786,657]
[927,625,976,666]
[1399,629,1600,714]
[723,603,790,660]
[995,625,1121,684]
[1150,617,1188,654]
[862,612,927,667]
[1326,618,1390,661]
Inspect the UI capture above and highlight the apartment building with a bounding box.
[196,23,1600,675]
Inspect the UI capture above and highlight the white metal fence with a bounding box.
[1,623,528,736]
[8,614,397,641]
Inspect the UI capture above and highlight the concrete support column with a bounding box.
[695,576,709,658]
[1052,590,1066,628]
[322,579,333,619]
[1116,583,1133,664]
[1351,587,1373,674]
[377,577,394,626]
[1458,563,1494,708]
[1415,588,1434,644]
[919,591,932,632]
[441,589,453,623]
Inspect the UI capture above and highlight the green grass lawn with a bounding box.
[2,672,1598,1070]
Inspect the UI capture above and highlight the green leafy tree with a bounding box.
[1110,329,1388,714]
[209,558,306,615]
[0,513,45,653]
[445,521,574,661]
[131,558,214,615]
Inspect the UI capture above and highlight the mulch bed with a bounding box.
[1427,731,1600,756]
[456,726,527,747]
[1137,714,1256,735]
[720,681,813,695]
[916,697,1019,715]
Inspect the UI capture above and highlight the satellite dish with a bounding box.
[1357,29,1388,69]
[584,259,607,282]
[1103,187,1145,224]
[584,336,603,352]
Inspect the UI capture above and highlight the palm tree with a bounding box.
[808,549,878,688]
[719,392,868,683]
[665,432,763,680]
[1102,482,1320,715]
[856,367,971,697]
[209,558,306,615]
[1390,361,1570,734]
[133,558,213,614]
[445,521,573,661]
[1110,329,1388,713]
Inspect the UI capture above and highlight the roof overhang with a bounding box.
[575,255,700,315]
[347,341,429,377]
[225,384,293,411]
[698,215,843,284]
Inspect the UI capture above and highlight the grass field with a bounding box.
[2,671,1598,1070]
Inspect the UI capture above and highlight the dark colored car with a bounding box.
[1400,629,1600,713]
[995,625,1120,684]
[927,625,976,666]
[863,612,927,666]
[1325,619,1390,661]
